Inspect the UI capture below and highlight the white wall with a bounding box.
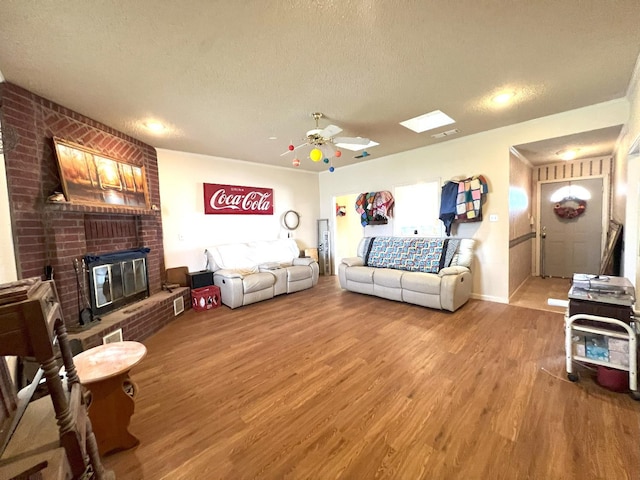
[2,72,20,377]
[625,57,640,158]
[318,99,629,303]
[621,56,640,288]
[157,149,319,272]
[0,70,16,283]
[508,151,533,297]
[0,148,17,283]
[624,145,639,287]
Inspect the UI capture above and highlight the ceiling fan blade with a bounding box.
[319,124,342,138]
[333,136,370,145]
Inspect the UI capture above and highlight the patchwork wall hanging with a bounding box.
[355,191,395,226]
[439,175,489,236]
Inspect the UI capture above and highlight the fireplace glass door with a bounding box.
[86,248,150,316]
[93,258,147,309]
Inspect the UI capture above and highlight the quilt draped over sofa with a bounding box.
[339,236,474,312]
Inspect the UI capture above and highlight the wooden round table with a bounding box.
[72,341,147,455]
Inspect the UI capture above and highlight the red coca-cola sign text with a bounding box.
[203,183,274,215]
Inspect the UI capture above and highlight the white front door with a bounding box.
[540,178,603,277]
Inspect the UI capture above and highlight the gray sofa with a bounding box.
[338,237,475,312]
[204,239,319,309]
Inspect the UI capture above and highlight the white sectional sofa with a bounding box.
[338,237,475,312]
[204,239,319,309]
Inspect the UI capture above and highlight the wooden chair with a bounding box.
[0,278,113,480]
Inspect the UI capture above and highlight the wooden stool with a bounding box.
[72,341,147,456]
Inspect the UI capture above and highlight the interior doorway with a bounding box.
[539,177,604,277]
[333,193,362,274]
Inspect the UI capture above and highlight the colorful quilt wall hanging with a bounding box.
[355,191,395,226]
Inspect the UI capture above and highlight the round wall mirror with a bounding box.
[283,210,300,230]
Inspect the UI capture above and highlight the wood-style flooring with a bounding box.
[510,276,572,314]
[103,276,639,479]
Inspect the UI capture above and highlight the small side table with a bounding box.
[72,341,147,455]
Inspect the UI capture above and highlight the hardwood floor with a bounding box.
[103,276,639,479]
[510,276,572,314]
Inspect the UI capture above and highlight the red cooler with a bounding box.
[597,366,629,392]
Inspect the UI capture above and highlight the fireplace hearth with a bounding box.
[85,248,150,318]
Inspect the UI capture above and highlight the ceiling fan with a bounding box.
[281,113,374,170]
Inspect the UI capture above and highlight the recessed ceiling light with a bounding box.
[335,140,379,151]
[492,91,514,105]
[400,110,456,133]
[144,121,165,133]
[268,136,278,140]
[557,149,578,161]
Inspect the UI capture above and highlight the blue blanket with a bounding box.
[365,237,445,273]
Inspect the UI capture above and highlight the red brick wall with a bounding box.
[1,82,165,330]
[77,287,191,350]
[84,215,139,253]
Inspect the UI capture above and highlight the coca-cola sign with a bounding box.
[203,183,274,215]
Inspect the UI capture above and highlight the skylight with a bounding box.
[399,110,455,133]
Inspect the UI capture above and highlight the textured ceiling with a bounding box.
[513,125,624,166]
[0,1,639,171]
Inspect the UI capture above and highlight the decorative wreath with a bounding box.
[553,196,587,219]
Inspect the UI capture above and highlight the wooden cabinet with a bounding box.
[0,279,113,479]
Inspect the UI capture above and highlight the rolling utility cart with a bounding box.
[563,274,640,400]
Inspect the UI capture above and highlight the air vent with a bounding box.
[103,328,123,344]
[174,296,185,316]
[431,128,460,139]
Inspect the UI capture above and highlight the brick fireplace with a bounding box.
[1,82,188,348]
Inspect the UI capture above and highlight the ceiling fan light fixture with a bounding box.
[283,112,374,165]
[306,128,323,138]
[400,110,455,133]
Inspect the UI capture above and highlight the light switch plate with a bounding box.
[489,214,498,222]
